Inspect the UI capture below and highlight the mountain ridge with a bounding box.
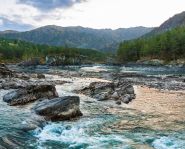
[0,25,153,52]
[146,11,185,36]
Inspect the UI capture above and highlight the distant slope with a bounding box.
[147,11,185,36]
[0,25,153,52]
[0,30,19,34]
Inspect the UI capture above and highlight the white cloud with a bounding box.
[0,19,3,25]
[0,0,185,30]
[55,0,185,29]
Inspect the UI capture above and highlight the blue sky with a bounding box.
[0,0,185,31]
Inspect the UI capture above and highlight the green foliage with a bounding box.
[117,26,185,62]
[0,38,106,63]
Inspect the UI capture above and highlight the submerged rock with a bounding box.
[33,96,83,121]
[19,115,47,132]
[0,136,20,148]
[3,84,58,106]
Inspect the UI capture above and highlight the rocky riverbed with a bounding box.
[0,64,185,149]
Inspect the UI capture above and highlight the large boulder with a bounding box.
[80,82,114,98]
[79,81,135,104]
[33,96,83,121]
[3,84,58,106]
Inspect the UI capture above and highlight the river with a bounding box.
[0,65,185,149]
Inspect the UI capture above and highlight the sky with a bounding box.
[0,0,185,31]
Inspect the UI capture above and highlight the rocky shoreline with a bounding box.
[112,72,185,91]
[0,64,83,122]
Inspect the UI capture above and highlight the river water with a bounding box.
[0,65,185,149]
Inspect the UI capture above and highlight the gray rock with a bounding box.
[113,72,185,91]
[1,79,28,89]
[3,84,58,106]
[79,81,135,104]
[37,74,45,79]
[94,92,109,101]
[0,64,13,78]
[116,83,134,96]
[14,73,30,80]
[116,100,121,105]
[79,82,114,100]
[33,96,83,121]
[18,115,46,132]
[125,85,135,94]
[121,94,134,104]
[111,92,119,99]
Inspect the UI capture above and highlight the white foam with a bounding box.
[80,66,108,72]
[152,136,184,149]
[33,118,132,149]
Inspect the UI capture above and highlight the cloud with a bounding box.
[0,19,3,25]
[0,17,33,31]
[1,0,185,30]
[17,0,87,11]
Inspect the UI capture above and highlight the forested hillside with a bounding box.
[0,38,106,63]
[117,26,185,62]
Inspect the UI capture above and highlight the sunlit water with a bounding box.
[0,65,185,148]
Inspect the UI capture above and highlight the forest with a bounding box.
[117,26,185,62]
[0,38,106,63]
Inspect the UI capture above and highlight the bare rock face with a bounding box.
[3,84,58,106]
[33,96,83,121]
[79,81,135,104]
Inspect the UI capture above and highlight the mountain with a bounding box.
[0,30,19,34]
[0,25,153,52]
[147,11,185,36]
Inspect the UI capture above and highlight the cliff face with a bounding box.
[147,11,185,36]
